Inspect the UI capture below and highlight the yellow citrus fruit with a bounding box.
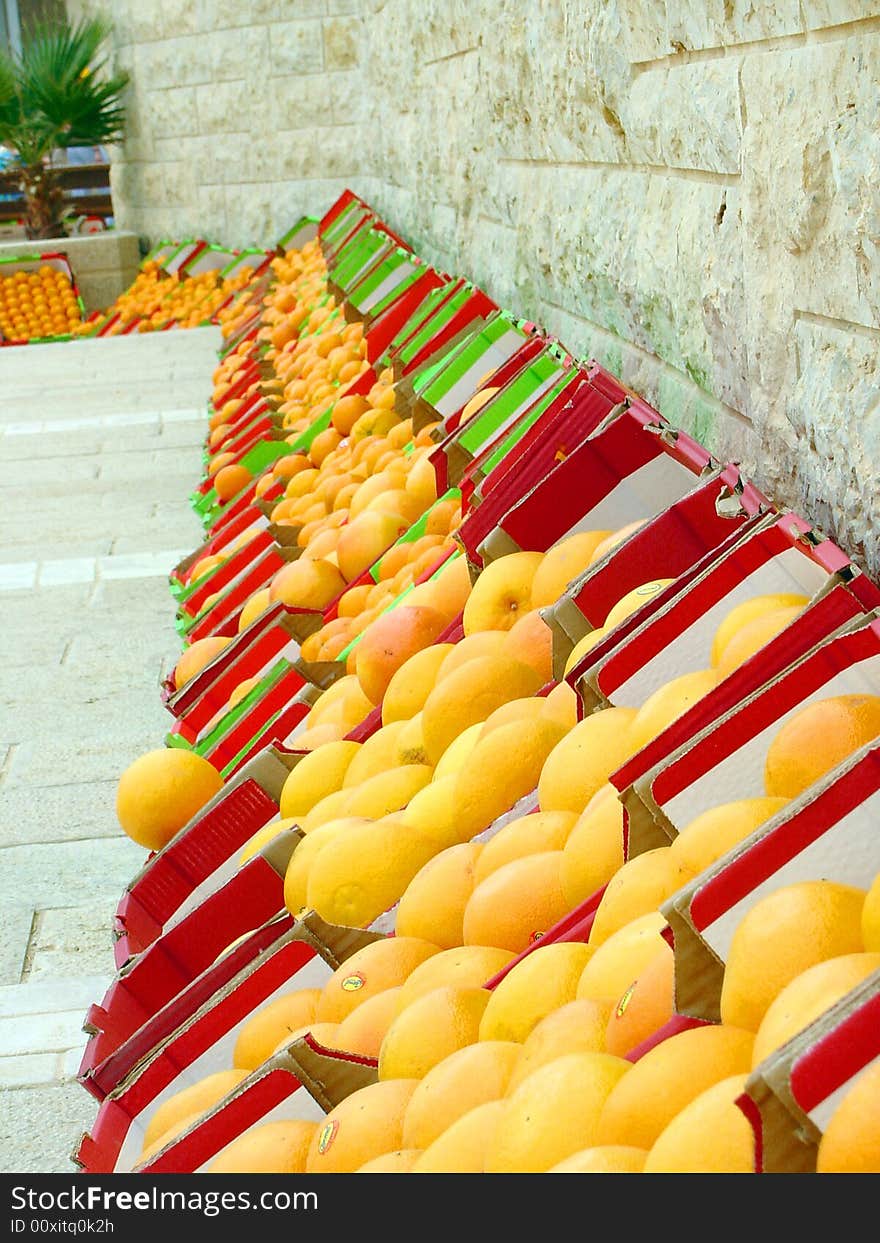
[751,951,880,1069]
[715,605,805,680]
[462,851,572,954]
[379,985,491,1080]
[625,668,719,756]
[587,846,681,946]
[595,1022,755,1150]
[604,942,675,1058]
[282,816,368,916]
[394,711,430,766]
[299,788,352,833]
[421,654,544,765]
[816,1058,880,1173]
[332,986,402,1058]
[233,988,322,1070]
[588,521,648,566]
[316,935,442,1023]
[395,842,483,949]
[563,627,608,678]
[238,816,297,866]
[559,783,626,908]
[238,586,273,633]
[506,998,613,1093]
[278,741,362,818]
[472,810,578,885]
[710,592,810,667]
[399,773,471,850]
[340,764,434,819]
[305,1077,420,1173]
[207,1119,317,1174]
[486,1051,631,1172]
[140,1070,250,1155]
[543,680,580,729]
[719,879,868,1032]
[306,815,439,927]
[764,694,880,799]
[537,707,638,814]
[354,1149,423,1172]
[530,530,614,610]
[410,1099,504,1173]
[342,721,408,787]
[116,748,224,852]
[381,643,455,725]
[548,1145,648,1173]
[861,870,880,952]
[401,1040,522,1150]
[461,551,545,634]
[668,796,790,886]
[435,631,508,681]
[453,717,569,839]
[478,941,595,1043]
[642,1073,756,1172]
[603,579,675,632]
[395,945,516,1012]
[575,911,670,1005]
[431,721,484,781]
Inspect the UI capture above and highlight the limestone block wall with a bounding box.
[65,0,880,578]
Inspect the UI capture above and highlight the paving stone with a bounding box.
[25,905,121,982]
[0,782,120,846]
[0,1083,99,1173]
[0,838,143,912]
[0,976,111,1019]
[0,1010,88,1058]
[0,909,34,986]
[3,732,164,788]
[0,1054,59,1090]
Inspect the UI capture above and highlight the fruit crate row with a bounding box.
[75,187,880,1176]
[0,252,87,345]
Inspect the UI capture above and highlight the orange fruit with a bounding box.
[401,1040,522,1150]
[395,842,484,949]
[354,604,449,706]
[232,989,322,1070]
[530,530,614,610]
[213,463,253,503]
[537,706,638,815]
[411,1100,503,1173]
[604,942,676,1057]
[305,1078,420,1173]
[506,998,613,1093]
[208,1120,317,1174]
[502,609,554,683]
[378,985,491,1080]
[643,1073,755,1172]
[461,851,572,955]
[764,694,880,799]
[548,1145,648,1173]
[816,1057,880,1173]
[316,936,442,1024]
[333,986,403,1059]
[461,551,545,634]
[173,636,230,690]
[559,783,627,908]
[116,748,223,852]
[478,941,595,1043]
[472,810,578,885]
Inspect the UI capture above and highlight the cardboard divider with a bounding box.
[75,916,382,1174]
[81,845,296,1101]
[662,739,880,1023]
[574,511,880,720]
[173,528,300,624]
[112,744,314,965]
[199,678,324,780]
[619,614,880,856]
[170,504,270,594]
[739,968,880,1173]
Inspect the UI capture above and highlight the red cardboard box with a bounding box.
[75,916,381,1173]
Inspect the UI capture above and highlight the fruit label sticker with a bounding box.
[615,981,636,1019]
[341,972,366,992]
[317,1120,338,1154]
[529,931,544,944]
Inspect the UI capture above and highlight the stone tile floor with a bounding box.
[0,327,220,1172]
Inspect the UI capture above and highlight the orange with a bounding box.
[354,1149,423,1173]
[642,1073,755,1172]
[461,551,545,634]
[625,668,719,756]
[603,579,675,631]
[595,1022,755,1150]
[587,846,680,946]
[530,530,614,609]
[710,592,810,666]
[548,1145,648,1173]
[537,706,638,814]
[559,783,626,908]
[575,911,670,1005]
[719,879,868,1032]
[354,604,449,706]
[462,851,572,954]
[862,869,880,952]
[213,463,253,503]
[715,605,805,680]
[395,945,516,1011]
[277,740,362,819]
[472,810,578,884]
[487,1051,631,1172]
[341,720,408,787]
[269,557,346,610]
[751,951,880,1069]
[315,936,442,1024]
[173,636,230,690]
[503,609,554,683]
[401,1040,522,1150]
[237,587,272,632]
[305,1077,420,1173]
[141,1070,249,1154]
[116,748,223,852]
[435,631,508,680]
[506,998,613,1093]
[380,642,455,725]
[410,1100,504,1173]
[668,796,790,886]
[478,941,595,1043]
[604,942,676,1057]
[339,764,433,819]
[332,986,403,1059]
[378,985,491,1080]
[816,1057,880,1173]
[764,694,880,799]
[207,1120,318,1174]
[588,521,648,565]
[283,817,367,916]
[421,654,544,765]
[232,988,322,1070]
[395,842,483,949]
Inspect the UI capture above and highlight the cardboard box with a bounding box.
[80,843,297,1101]
[112,743,318,965]
[662,738,880,1023]
[619,613,880,857]
[739,967,880,1173]
[573,511,880,722]
[74,914,381,1174]
[387,282,499,398]
[172,531,301,632]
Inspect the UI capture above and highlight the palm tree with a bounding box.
[0,15,129,239]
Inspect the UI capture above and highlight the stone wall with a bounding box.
[66,0,880,577]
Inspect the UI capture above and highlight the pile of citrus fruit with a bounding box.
[93,203,880,1177]
[89,257,262,336]
[0,262,84,342]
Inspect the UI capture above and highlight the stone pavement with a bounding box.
[0,327,220,1172]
